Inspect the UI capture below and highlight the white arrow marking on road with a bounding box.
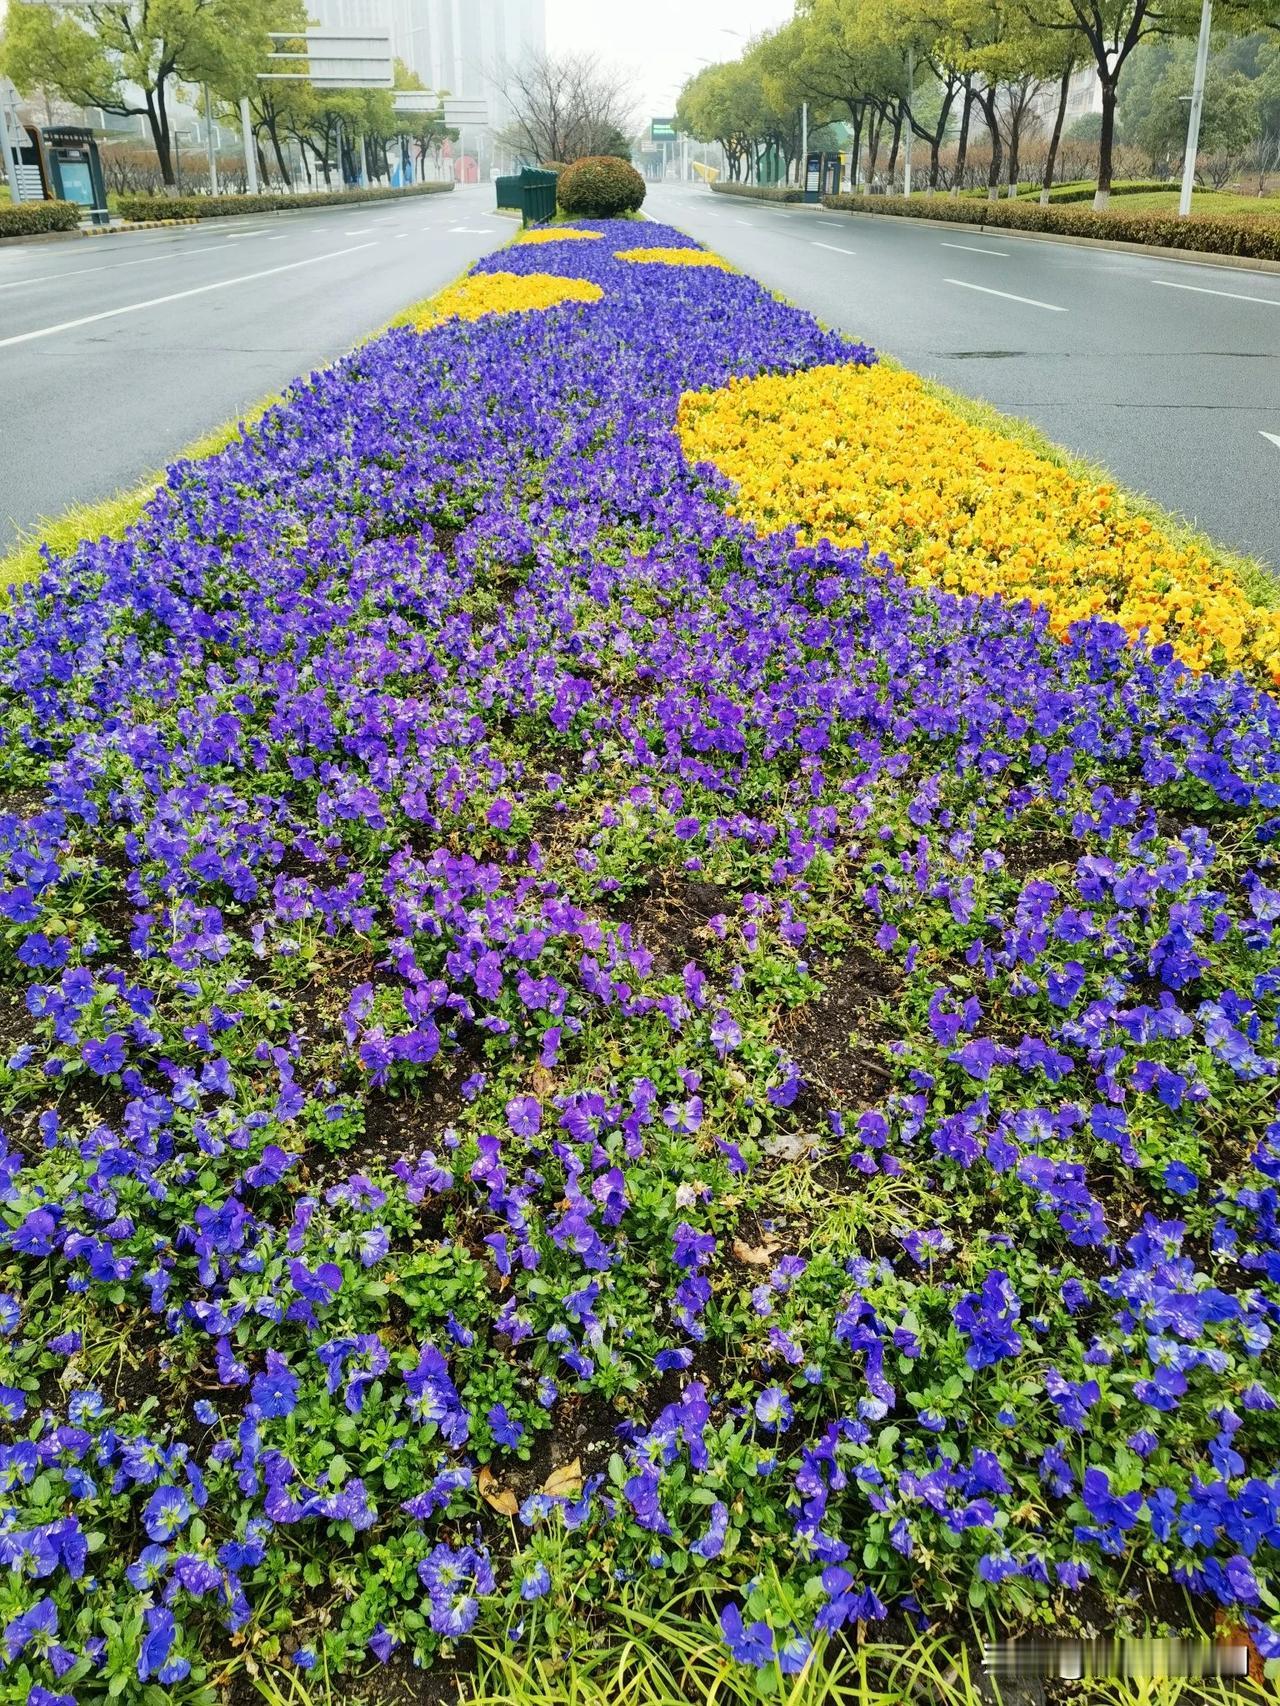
[1152,279,1280,307]
[812,242,856,255]
[0,243,378,350]
[944,278,1066,312]
[1263,432,1280,452]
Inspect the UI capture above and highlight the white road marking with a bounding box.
[812,241,856,255]
[1263,431,1280,452]
[345,227,375,235]
[944,278,1066,312]
[448,226,492,234]
[941,241,1009,256]
[1152,279,1280,307]
[395,231,408,239]
[0,242,378,349]
[0,242,231,292]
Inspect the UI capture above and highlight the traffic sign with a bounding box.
[651,118,677,142]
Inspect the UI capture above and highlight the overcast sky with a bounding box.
[546,0,792,127]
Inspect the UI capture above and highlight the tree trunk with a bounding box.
[979,87,1002,199]
[1007,112,1022,195]
[1094,75,1117,209]
[848,105,864,190]
[951,83,972,196]
[144,86,177,189]
[1041,65,1071,204]
[886,107,902,185]
[866,107,883,183]
[923,83,955,194]
[268,120,292,189]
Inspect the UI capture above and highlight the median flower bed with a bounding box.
[2,219,1280,1703]
[678,361,1280,682]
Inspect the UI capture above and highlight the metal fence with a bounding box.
[494,166,558,227]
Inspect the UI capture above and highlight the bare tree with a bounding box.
[497,51,636,165]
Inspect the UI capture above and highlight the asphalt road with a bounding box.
[650,185,1280,570]
[0,186,511,550]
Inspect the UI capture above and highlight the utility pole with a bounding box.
[239,97,259,194]
[204,86,220,195]
[903,48,914,198]
[800,101,807,191]
[1179,0,1212,219]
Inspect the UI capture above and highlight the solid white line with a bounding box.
[1263,431,1280,452]
[1152,278,1280,307]
[0,241,231,292]
[941,241,1009,256]
[812,241,856,255]
[0,242,378,349]
[944,277,1066,312]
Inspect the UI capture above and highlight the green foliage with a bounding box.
[1067,110,1106,140]
[116,182,453,222]
[0,198,80,238]
[709,182,804,203]
[822,188,1280,258]
[556,156,646,218]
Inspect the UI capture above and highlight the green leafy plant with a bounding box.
[557,156,646,218]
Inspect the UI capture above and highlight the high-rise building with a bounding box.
[309,0,546,121]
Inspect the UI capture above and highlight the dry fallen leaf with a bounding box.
[732,1235,781,1266]
[478,1464,518,1517]
[541,1457,582,1499]
[531,1065,556,1096]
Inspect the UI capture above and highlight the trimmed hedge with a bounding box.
[821,192,1280,261]
[0,199,81,239]
[557,155,645,218]
[710,181,803,204]
[117,181,453,223]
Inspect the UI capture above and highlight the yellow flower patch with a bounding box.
[615,247,732,269]
[516,227,603,244]
[678,361,1280,682]
[402,271,603,329]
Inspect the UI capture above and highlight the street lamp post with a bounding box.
[1179,0,1212,219]
[239,97,259,194]
[204,85,220,195]
[903,48,913,198]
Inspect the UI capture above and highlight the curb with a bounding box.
[83,219,201,236]
[0,227,81,247]
[812,203,1280,277]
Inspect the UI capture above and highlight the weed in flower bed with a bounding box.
[1,218,1280,1703]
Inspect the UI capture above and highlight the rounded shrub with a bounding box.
[557,155,645,219]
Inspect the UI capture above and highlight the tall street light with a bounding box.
[1179,0,1212,219]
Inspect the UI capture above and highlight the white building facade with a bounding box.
[311,0,546,124]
